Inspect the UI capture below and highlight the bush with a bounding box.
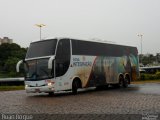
[155,72,160,79]
[140,73,160,80]
[140,74,145,80]
[0,71,24,78]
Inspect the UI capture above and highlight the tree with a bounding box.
[156,53,160,63]
[140,53,160,66]
[0,43,27,77]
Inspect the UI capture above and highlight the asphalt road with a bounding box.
[0,83,160,120]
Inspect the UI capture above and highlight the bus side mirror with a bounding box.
[48,56,55,69]
[16,60,23,72]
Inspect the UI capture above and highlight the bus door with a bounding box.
[55,39,71,90]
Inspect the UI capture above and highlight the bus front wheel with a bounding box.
[72,80,79,95]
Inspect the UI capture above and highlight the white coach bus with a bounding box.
[16,38,139,95]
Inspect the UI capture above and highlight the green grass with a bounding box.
[0,85,24,91]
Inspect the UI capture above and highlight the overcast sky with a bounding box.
[0,0,160,54]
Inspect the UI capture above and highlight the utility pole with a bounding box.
[138,34,143,64]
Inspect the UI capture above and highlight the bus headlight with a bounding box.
[46,80,55,86]
[48,82,52,86]
[25,85,29,87]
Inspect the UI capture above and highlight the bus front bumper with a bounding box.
[25,85,54,93]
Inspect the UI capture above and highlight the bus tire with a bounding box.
[72,80,79,95]
[119,75,124,88]
[123,76,129,88]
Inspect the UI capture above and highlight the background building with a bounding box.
[0,37,13,45]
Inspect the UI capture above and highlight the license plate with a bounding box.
[35,89,40,92]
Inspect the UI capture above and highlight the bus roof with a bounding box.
[31,37,137,49]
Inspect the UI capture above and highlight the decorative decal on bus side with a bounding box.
[85,54,139,87]
[73,57,92,67]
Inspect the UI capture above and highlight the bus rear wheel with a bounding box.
[119,75,124,88]
[119,75,129,88]
[123,76,129,88]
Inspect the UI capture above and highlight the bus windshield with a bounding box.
[26,39,57,59]
[25,58,53,81]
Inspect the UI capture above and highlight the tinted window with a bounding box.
[56,39,71,77]
[25,58,52,81]
[26,39,57,58]
[72,40,137,56]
